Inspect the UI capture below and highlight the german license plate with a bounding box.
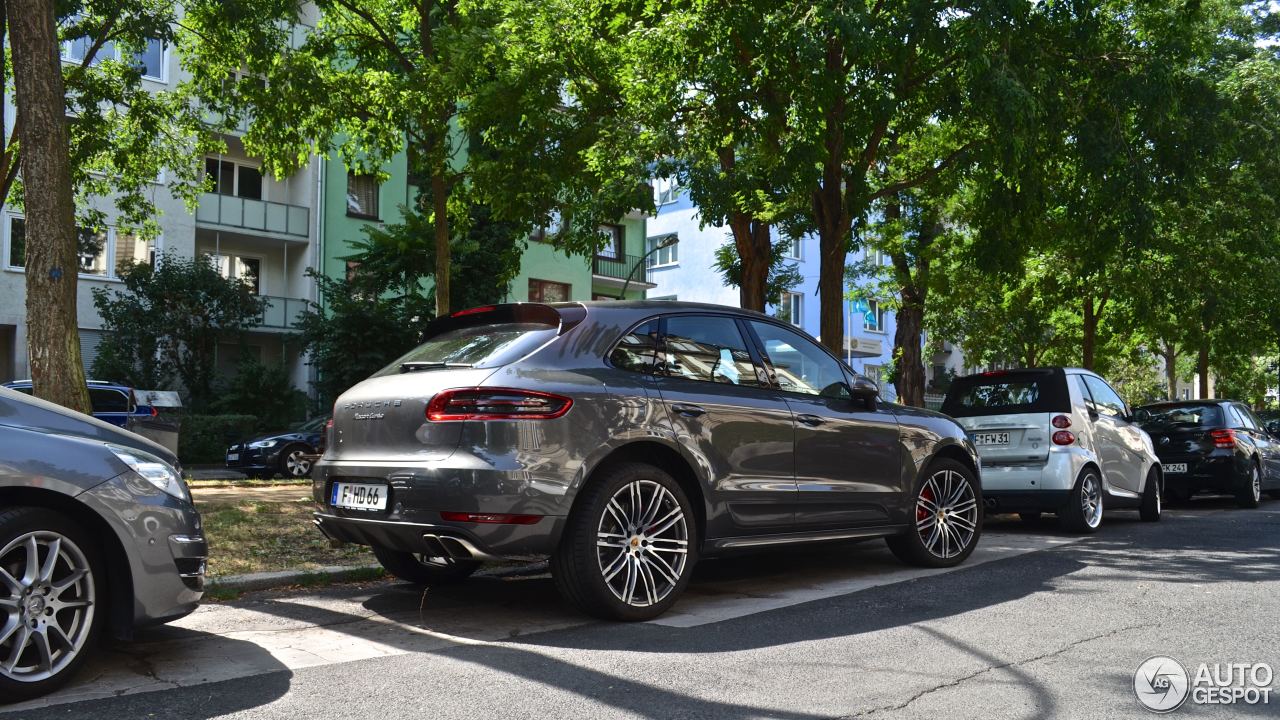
[331,482,388,511]
[225,453,239,462]
[973,432,1010,446]
[1162,463,1187,474]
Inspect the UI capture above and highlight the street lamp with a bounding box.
[617,234,678,300]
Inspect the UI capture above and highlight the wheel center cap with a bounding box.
[630,536,641,548]
[26,595,45,616]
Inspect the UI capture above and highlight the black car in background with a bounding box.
[225,416,329,479]
[1133,400,1280,508]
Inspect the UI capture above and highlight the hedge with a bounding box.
[179,414,261,465]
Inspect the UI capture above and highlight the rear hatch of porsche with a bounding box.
[941,369,1071,467]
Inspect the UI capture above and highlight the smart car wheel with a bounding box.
[1061,468,1104,533]
[371,545,480,585]
[552,462,696,621]
[1235,462,1262,509]
[0,508,101,703]
[280,445,313,479]
[1140,466,1162,522]
[886,459,982,568]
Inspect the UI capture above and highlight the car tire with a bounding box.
[1060,468,1104,533]
[552,462,697,621]
[371,545,480,585]
[886,458,983,568]
[1235,462,1262,509]
[1018,512,1041,524]
[279,445,314,480]
[1140,466,1162,522]
[0,507,103,703]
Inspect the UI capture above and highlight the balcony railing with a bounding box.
[592,253,651,284]
[256,295,309,330]
[196,192,310,239]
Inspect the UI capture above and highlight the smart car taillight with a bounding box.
[1211,428,1235,448]
[1052,415,1071,429]
[1052,430,1075,445]
[426,388,573,421]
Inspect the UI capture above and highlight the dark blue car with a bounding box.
[225,416,329,478]
[2,380,156,429]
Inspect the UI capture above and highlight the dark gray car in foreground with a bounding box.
[0,388,205,702]
[314,302,983,620]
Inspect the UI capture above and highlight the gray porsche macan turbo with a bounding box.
[313,301,984,620]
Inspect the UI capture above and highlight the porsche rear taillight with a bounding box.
[426,388,573,421]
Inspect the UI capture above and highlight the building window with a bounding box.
[779,291,802,327]
[114,233,154,276]
[206,252,262,294]
[529,278,570,303]
[205,158,263,200]
[646,234,678,267]
[863,299,886,333]
[63,32,165,82]
[6,216,25,268]
[346,172,380,219]
[597,225,623,259]
[654,177,679,206]
[783,238,802,261]
[131,38,166,80]
[76,227,109,277]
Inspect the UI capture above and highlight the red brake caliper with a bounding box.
[917,486,934,523]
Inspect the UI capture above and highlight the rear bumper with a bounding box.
[978,448,1087,494]
[313,512,561,559]
[1159,454,1242,493]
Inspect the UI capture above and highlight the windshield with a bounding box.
[1134,404,1223,428]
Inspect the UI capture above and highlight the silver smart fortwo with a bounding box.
[314,301,985,621]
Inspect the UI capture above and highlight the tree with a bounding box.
[91,254,268,410]
[9,0,90,413]
[183,0,646,318]
[713,239,803,312]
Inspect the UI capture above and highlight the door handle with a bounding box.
[671,403,706,418]
[796,413,826,427]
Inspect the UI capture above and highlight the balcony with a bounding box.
[256,295,309,330]
[591,253,655,289]
[196,193,310,240]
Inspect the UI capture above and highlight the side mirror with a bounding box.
[848,376,879,409]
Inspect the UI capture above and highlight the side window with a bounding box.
[748,320,850,399]
[1243,407,1265,431]
[660,316,765,387]
[89,388,130,413]
[1083,376,1126,418]
[1074,375,1096,413]
[609,319,660,374]
[1228,405,1252,430]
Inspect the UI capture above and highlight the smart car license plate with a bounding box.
[1162,463,1188,474]
[973,432,1010,446]
[331,482,388,511]
[226,453,239,462]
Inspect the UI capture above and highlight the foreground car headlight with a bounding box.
[248,439,278,449]
[108,444,191,502]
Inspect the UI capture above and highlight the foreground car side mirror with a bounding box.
[848,376,879,410]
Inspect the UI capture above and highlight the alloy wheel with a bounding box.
[915,469,980,559]
[0,532,95,683]
[1081,474,1104,529]
[595,480,689,607]
[285,450,312,478]
[1252,466,1262,503]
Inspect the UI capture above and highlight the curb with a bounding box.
[207,564,386,594]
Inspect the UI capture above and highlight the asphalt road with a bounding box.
[3,497,1278,719]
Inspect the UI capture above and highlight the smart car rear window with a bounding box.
[941,369,1069,417]
[373,304,563,376]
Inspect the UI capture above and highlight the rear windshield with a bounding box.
[373,305,561,377]
[1134,404,1223,429]
[941,370,1069,417]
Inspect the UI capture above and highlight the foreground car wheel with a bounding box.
[1140,467,1162,522]
[553,462,696,621]
[280,446,313,479]
[1061,469,1104,533]
[371,546,480,585]
[0,508,100,702]
[1236,463,1262,509]
[886,459,982,568]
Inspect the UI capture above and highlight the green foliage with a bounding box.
[178,414,261,465]
[293,270,434,408]
[713,240,803,309]
[213,357,307,432]
[91,253,268,411]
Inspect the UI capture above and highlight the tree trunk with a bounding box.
[431,171,450,317]
[1197,340,1210,399]
[1163,342,1178,400]
[728,214,770,311]
[817,227,846,355]
[11,0,91,414]
[894,301,925,406]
